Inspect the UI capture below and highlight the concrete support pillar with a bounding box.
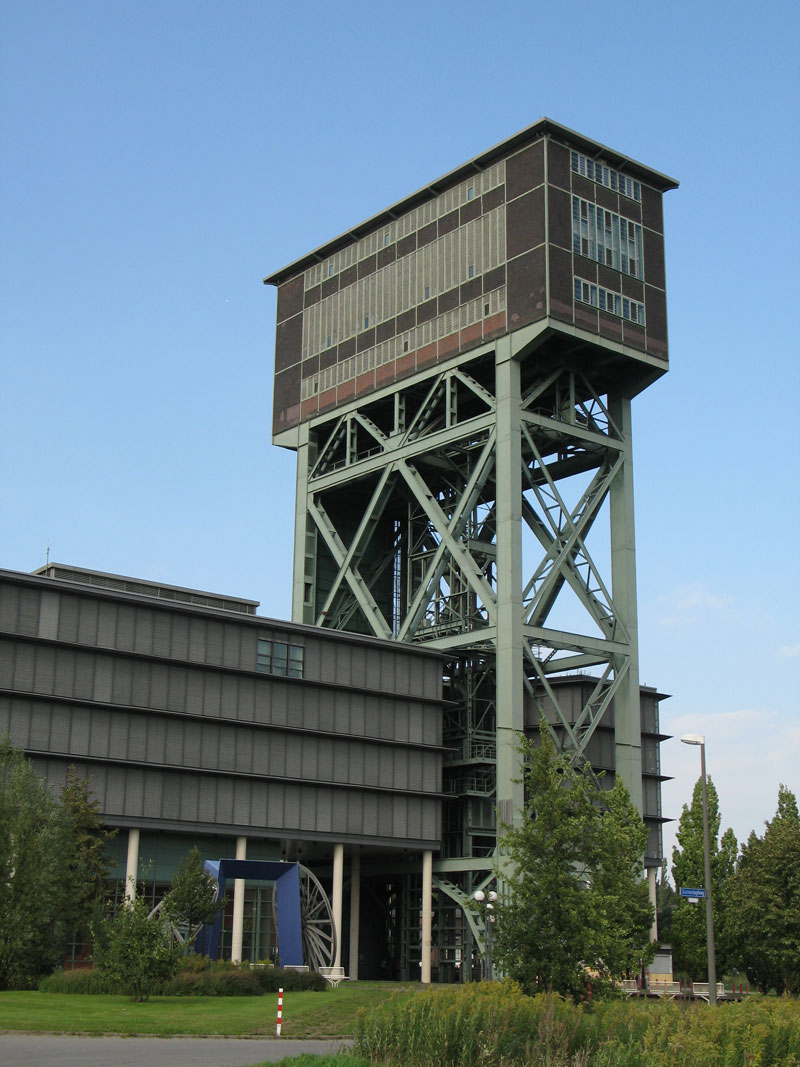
[348,850,361,980]
[125,827,140,902]
[421,850,433,984]
[648,867,658,942]
[332,843,344,969]
[231,836,247,963]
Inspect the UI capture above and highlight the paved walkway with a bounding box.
[0,1034,353,1066]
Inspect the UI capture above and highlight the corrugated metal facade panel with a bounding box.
[110,709,128,754]
[76,599,98,645]
[71,707,91,755]
[170,615,190,660]
[143,772,163,819]
[0,576,444,848]
[38,593,59,640]
[128,715,147,761]
[133,608,154,655]
[53,649,74,696]
[97,603,117,648]
[73,652,95,700]
[125,769,144,816]
[57,595,80,642]
[186,617,205,662]
[0,584,20,633]
[49,704,69,752]
[89,710,110,758]
[116,606,136,651]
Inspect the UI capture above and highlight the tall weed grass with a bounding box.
[354,981,800,1066]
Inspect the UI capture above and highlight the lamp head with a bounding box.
[681,733,705,746]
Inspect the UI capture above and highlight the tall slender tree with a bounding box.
[726,785,800,994]
[669,775,736,980]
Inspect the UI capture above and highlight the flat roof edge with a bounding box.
[30,562,260,608]
[263,117,679,286]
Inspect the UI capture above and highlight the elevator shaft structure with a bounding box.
[266,118,677,973]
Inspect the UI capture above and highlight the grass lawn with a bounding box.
[0,982,418,1038]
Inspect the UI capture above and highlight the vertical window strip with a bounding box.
[301,285,510,405]
[572,197,642,279]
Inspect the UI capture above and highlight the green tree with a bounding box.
[492,727,654,999]
[163,846,223,951]
[59,768,117,946]
[93,895,181,1001]
[0,738,72,988]
[726,785,800,994]
[670,776,737,980]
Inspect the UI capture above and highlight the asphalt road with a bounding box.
[0,1034,353,1066]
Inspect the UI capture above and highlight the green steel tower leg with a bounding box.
[495,337,524,827]
[608,393,643,812]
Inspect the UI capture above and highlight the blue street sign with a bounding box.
[680,887,706,899]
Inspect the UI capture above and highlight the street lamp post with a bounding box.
[472,890,497,980]
[681,733,717,1005]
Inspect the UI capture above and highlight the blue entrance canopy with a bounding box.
[198,859,303,966]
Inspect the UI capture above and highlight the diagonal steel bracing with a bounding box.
[520,435,626,640]
[397,433,497,641]
[307,494,393,639]
[297,350,643,856]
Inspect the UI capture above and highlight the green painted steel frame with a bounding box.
[289,333,645,964]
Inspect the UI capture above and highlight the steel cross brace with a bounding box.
[520,428,626,640]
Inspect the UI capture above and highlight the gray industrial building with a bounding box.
[0,563,447,976]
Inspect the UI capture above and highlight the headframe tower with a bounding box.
[266,118,677,975]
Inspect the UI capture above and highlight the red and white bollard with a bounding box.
[276,987,283,1037]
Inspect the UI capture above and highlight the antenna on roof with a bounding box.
[45,539,50,566]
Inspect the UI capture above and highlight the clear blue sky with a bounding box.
[2,0,798,873]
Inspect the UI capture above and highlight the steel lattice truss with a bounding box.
[299,350,634,765]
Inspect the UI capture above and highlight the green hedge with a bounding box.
[354,981,800,1067]
[39,968,118,995]
[39,961,327,996]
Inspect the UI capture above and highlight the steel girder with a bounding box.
[297,351,640,781]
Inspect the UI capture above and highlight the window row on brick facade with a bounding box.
[574,276,645,326]
[570,150,641,201]
[301,286,506,401]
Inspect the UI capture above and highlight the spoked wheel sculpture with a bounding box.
[274,864,337,971]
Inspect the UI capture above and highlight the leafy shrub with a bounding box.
[93,895,182,1001]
